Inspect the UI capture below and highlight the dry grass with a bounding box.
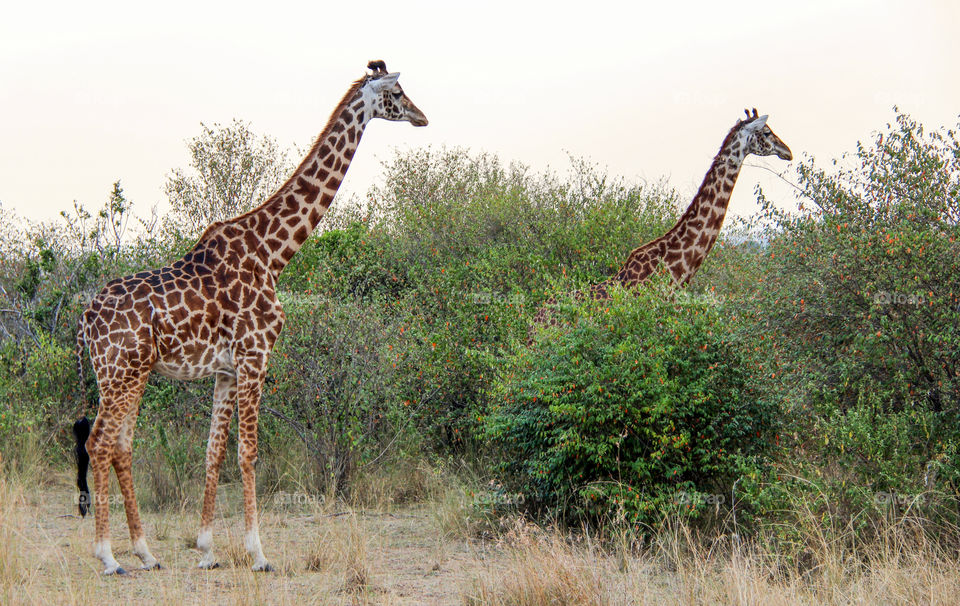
[305,512,376,595]
[4,461,960,605]
[0,455,27,603]
[0,463,481,605]
[431,485,490,541]
[464,514,960,606]
[464,520,608,606]
[349,458,445,511]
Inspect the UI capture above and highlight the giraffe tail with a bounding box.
[73,416,91,517]
[73,319,92,517]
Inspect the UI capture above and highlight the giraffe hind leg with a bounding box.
[86,412,127,575]
[86,370,151,575]
[112,404,161,570]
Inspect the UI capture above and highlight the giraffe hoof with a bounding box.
[141,562,162,571]
[106,566,129,576]
[198,561,220,570]
[252,562,274,572]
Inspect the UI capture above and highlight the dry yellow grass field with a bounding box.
[3,460,960,606]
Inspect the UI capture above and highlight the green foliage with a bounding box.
[351,149,680,447]
[266,293,421,495]
[755,110,960,413]
[279,221,408,300]
[486,280,778,527]
[721,109,960,536]
[0,333,77,456]
[136,422,204,511]
[280,149,682,453]
[164,119,293,233]
[366,149,679,297]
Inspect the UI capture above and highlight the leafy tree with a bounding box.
[164,119,293,232]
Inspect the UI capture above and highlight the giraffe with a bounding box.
[71,60,427,575]
[531,109,791,331]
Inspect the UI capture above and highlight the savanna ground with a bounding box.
[5,460,960,605]
[3,111,960,604]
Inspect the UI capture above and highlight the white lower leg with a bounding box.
[197,527,218,569]
[244,528,270,571]
[132,536,159,569]
[94,539,123,575]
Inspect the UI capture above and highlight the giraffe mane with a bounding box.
[192,75,369,247]
[657,110,752,243]
[281,76,367,193]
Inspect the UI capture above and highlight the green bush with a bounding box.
[279,221,410,300]
[0,332,77,455]
[350,149,680,448]
[755,110,960,413]
[741,110,960,502]
[486,280,779,528]
[265,293,422,495]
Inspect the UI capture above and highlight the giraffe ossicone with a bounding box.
[72,60,427,575]
[531,109,791,334]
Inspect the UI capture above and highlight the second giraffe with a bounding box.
[531,109,791,331]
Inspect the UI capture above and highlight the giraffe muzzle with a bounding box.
[776,145,793,161]
[409,111,429,127]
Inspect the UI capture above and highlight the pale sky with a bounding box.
[1,0,957,227]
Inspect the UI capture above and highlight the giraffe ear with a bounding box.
[744,115,768,132]
[369,72,401,92]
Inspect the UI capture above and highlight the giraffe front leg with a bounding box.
[113,407,160,570]
[236,363,272,572]
[197,373,237,570]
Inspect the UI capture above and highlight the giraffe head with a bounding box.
[360,60,429,127]
[738,108,792,161]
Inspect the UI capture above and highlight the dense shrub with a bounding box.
[486,280,779,528]
[755,110,960,414]
[365,149,679,297]
[351,149,680,447]
[265,294,421,494]
[716,110,960,537]
[0,334,77,455]
[277,149,683,452]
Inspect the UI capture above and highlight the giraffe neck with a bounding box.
[220,80,372,277]
[658,125,748,284]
